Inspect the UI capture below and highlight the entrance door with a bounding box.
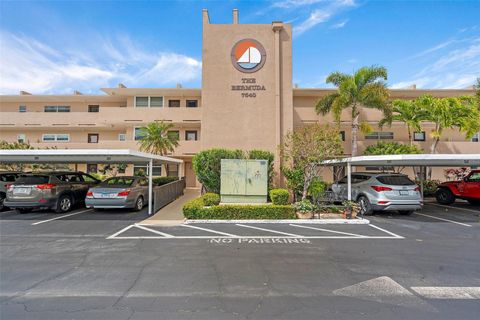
[185,162,197,187]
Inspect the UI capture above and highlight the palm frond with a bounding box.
[326,72,350,87]
[315,93,339,115]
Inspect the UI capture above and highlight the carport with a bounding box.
[0,149,184,215]
[324,154,480,200]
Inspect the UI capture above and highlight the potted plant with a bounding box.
[293,199,315,219]
[342,200,360,219]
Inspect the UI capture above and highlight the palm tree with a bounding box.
[379,99,427,145]
[137,121,179,155]
[315,66,392,156]
[417,95,479,155]
[476,78,480,109]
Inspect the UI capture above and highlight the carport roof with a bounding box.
[0,149,183,165]
[323,154,480,167]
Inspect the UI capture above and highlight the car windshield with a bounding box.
[15,175,49,184]
[100,177,135,187]
[376,175,415,186]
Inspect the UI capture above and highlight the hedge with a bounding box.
[269,189,290,205]
[183,196,295,220]
[153,176,178,186]
[202,193,220,206]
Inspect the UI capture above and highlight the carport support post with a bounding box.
[347,162,352,201]
[148,159,153,215]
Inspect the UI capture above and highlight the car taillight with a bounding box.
[117,190,130,197]
[36,184,56,190]
[86,191,93,198]
[414,186,421,192]
[371,186,393,192]
[378,200,390,205]
[6,184,13,190]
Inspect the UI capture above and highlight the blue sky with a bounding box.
[0,0,479,94]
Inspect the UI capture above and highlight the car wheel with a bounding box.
[17,208,33,214]
[357,196,372,216]
[399,210,414,215]
[55,195,72,213]
[467,199,480,206]
[435,188,455,205]
[133,196,144,211]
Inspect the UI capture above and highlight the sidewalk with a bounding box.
[141,188,201,226]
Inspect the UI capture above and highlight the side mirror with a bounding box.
[463,177,469,182]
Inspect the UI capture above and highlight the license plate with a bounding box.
[100,193,116,198]
[399,190,409,195]
[13,187,30,195]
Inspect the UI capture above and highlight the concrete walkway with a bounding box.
[140,188,201,226]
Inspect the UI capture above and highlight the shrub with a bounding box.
[269,189,290,205]
[293,199,315,213]
[415,179,441,196]
[282,166,304,201]
[192,148,244,193]
[202,193,220,206]
[183,201,295,220]
[364,141,423,155]
[153,176,178,186]
[90,173,106,181]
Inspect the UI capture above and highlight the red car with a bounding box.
[436,170,480,205]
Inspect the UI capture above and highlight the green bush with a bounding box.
[293,199,315,213]
[282,166,304,201]
[269,189,290,205]
[183,201,295,220]
[153,176,178,186]
[415,179,441,196]
[192,148,244,193]
[90,173,106,181]
[202,193,220,206]
[364,141,423,155]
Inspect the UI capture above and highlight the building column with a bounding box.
[272,22,284,187]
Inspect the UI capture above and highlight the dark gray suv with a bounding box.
[5,172,100,213]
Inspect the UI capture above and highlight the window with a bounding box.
[168,100,180,108]
[185,130,198,141]
[414,131,426,141]
[17,134,26,143]
[44,106,70,112]
[88,133,99,143]
[150,97,163,107]
[167,164,179,177]
[88,105,99,112]
[134,127,146,141]
[472,132,479,142]
[0,173,18,182]
[339,131,345,141]
[467,172,480,182]
[42,134,70,142]
[118,133,126,141]
[135,97,149,107]
[376,175,415,186]
[186,100,198,108]
[167,130,180,140]
[133,165,162,176]
[87,164,98,174]
[102,177,135,186]
[365,132,394,140]
[139,178,149,187]
[82,174,98,183]
[19,105,26,112]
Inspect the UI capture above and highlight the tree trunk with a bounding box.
[407,126,412,145]
[351,114,360,157]
[427,137,440,179]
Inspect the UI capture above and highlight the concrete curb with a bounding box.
[184,218,370,225]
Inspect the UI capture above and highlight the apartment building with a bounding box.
[0,9,478,187]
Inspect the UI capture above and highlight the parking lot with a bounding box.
[1,202,479,319]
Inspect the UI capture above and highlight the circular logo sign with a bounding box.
[231,39,266,73]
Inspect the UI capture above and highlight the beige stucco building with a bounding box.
[0,9,478,187]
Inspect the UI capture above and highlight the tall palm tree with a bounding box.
[417,95,479,155]
[379,99,428,145]
[315,66,392,156]
[137,121,179,155]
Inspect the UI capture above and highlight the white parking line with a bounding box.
[369,224,404,239]
[236,223,304,237]
[134,224,174,238]
[414,212,472,227]
[411,287,480,299]
[181,224,239,237]
[427,202,480,214]
[31,209,93,225]
[289,223,367,237]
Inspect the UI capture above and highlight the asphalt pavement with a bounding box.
[0,201,479,319]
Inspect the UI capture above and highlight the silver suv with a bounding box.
[331,173,423,215]
[5,172,100,213]
[0,172,21,210]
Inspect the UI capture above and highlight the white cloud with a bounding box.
[0,31,202,94]
[272,0,328,9]
[292,0,356,36]
[391,37,480,89]
[331,19,349,29]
